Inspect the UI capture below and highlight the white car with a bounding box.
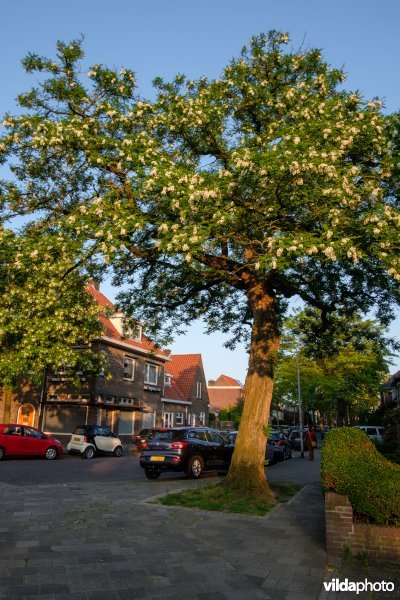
[67,425,124,459]
[355,425,385,443]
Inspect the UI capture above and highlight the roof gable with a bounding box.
[168,354,204,398]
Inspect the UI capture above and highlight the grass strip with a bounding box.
[158,481,302,516]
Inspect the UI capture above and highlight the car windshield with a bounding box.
[152,430,185,442]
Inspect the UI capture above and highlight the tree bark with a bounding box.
[223,282,280,501]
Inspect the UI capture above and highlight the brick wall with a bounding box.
[325,491,400,564]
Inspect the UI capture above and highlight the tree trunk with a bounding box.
[223,283,279,501]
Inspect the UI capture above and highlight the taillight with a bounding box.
[170,441,189,449]
[84,436,89,442]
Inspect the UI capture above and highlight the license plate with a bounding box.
[150,456,165,461]
[73,437,81,442]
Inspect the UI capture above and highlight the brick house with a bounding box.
[381,370,400,408]
[0,285,212,443]
[207,374,244,413]
[162,354,209,427]
[0,283,170,445]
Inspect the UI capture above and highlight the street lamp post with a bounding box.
[296,354,305,458]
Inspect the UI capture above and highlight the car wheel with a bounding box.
[0,447,5,461]
[82,446,95,459]
[145,469,161,480]
[113,445,123,457]
[186,455,204,479]
[45,446,58,460]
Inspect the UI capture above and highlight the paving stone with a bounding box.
[0,452,345,600]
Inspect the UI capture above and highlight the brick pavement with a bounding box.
[1,451,396,599]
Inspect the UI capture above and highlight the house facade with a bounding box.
[381,370,400,408]
[207,374,244,413]
[162,354,209,428]
[0,285,210,444]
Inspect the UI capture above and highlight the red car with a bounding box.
[0,424,63,460]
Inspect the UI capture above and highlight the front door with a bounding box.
[162,412,174,428]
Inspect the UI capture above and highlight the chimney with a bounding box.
[89,279,100,291]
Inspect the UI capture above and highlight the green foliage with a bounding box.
[378,407,400,464]
[273,309,395,422]
[0,32,399,358]
[219,398,244,428]
[321,427,400,525]
[0,226,104,385]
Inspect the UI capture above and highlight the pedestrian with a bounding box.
[306,425,317,461]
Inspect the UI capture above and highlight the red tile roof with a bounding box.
[163,375,186,401]
[210,374,243,387]
[88,284,169,359]
[88,285,114,309]
[168,354,204,399]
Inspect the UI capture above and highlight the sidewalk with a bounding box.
[0,451,395,599]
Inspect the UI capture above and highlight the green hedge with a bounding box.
[321,427,400,526]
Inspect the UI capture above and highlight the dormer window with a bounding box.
[164,373,172,386]
[123,322,142,342]
[110,312,142,342]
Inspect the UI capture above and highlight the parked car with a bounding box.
[134,428,163,451]
[288,430,307,451]
[354,425,385,443]
[226,431,276,465]
[0,424,63,460]
[139,427,229,479]
[268,432,292,461]
[67,425,123,459]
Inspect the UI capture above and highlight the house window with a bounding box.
[199,412,205,425]
[124,356,136,381]
[175,412,184,425]
[164,373,172,386]
[196,381,202,399]
[145,362,159,385]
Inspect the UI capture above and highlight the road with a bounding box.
[0,449,314,487]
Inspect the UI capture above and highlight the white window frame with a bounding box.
[199,412,206,425]
[164,373,172,386]
[145,362,159,385]
[175,412,184,426]
[123,356,136,381]
[196,381,202,399]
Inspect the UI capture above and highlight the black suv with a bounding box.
[139,427,229,479]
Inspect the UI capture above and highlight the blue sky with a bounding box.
[1,0,399,382]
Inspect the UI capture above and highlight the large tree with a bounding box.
[1,32,399,498]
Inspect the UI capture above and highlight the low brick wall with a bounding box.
[325,491,400,564]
